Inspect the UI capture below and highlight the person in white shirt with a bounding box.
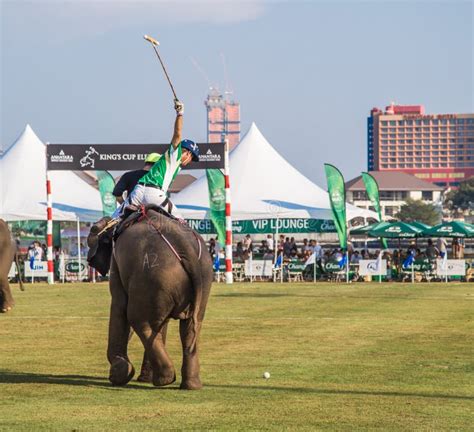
[28,241,43,261]
[266,235,274,252]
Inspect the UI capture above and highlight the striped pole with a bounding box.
[46,167,54,285]
[224,138,233,284]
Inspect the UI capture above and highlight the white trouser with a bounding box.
[112,184,182,219]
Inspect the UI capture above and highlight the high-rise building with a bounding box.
[368,103,474,187]
[205,88,240,150]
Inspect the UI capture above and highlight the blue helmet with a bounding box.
[180,139,200,162]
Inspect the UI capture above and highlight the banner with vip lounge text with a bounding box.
[185,218,336,234]
[46,143,225,170]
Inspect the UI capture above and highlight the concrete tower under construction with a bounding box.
[205,88,240,150]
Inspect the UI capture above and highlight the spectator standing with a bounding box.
[350,251,361,264]
[266,235,274,253]
[452,238,463,259]
[28,241,43,262]
[283,237,292,257]
[425,239,439,260]
[436,237,448,258]
[243,235,253,256]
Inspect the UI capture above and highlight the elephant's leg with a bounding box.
[107,261,135,386]
[137,321,169,383]
[132,321,176,387]
[179,318,202,390]
[0,277,14,313]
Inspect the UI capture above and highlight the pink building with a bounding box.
[205,88,240,150]
[368,103,474,188]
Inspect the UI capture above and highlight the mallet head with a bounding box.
[143,34,160,46]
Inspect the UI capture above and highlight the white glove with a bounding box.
[174,100,184,116]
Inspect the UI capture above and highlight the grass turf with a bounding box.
[0,282,472,431]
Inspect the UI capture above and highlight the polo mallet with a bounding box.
[143,34,178,101]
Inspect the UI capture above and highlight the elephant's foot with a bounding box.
[180,377,202,390]
[152,368,176,387]
[137,358,153,383]
[137,370,153,383]
[0,300,14,313]
[109,356,135,386]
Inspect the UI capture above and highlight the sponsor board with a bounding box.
[244,260,273,277]
[324,261,345,273]
[359,259,387,276]
[24,261,49,278]
[47,143,225,170]
[287,261,306,272]
[435,259,466,276]
[59,259,89,282]
[8,263,17,279]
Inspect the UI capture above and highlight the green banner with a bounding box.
[206,169,226,243]
[96,171,116,217]
[361,172,388,249]
[185,218,336,234]
[324,164,347,249]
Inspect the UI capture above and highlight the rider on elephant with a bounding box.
[112,152,161,204]
[112,99,199,220]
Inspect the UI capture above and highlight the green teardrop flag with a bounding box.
[96,171,116,217]
[324,164,347,249]
[206,169,226,244]
[361,172,388,249]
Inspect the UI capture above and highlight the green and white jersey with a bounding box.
[138,143,182,192]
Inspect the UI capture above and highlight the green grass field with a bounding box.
[0,282,472,431]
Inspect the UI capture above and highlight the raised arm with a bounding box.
[171,100,184,149]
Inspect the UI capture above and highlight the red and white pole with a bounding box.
[224,138,233,284]
[46,169,54,285]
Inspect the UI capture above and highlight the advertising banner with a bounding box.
[24,261,49,278]
[358,259,387,276]
[59,259,89,282]
[96,171,116,217]
[47,143,225,170]
[185,218,336,235]
[324,164,347,249]
[436,259,466,276]
[244,260,273,277]
[8,263,17,279]
[361,172,388,249]
[206,169,226,243]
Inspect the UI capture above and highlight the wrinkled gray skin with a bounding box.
[107,210,213,389]
[0,219,23,312]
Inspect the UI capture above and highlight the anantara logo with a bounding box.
[50,149,74,163]
[199,148,221,163]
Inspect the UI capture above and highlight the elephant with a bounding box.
[0,219,24,312]
[88,209,213,389]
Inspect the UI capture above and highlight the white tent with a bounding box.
[174,123,375,221]
[0,125,103,222]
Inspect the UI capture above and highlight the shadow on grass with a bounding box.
[2,372,471,401]
[205,384,473,401]
[0,371,179,391]
[214,292,457,301]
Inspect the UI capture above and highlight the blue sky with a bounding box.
[1,1,472,185]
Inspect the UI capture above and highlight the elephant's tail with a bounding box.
[188,254,203,354]
[15,251,24,291]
